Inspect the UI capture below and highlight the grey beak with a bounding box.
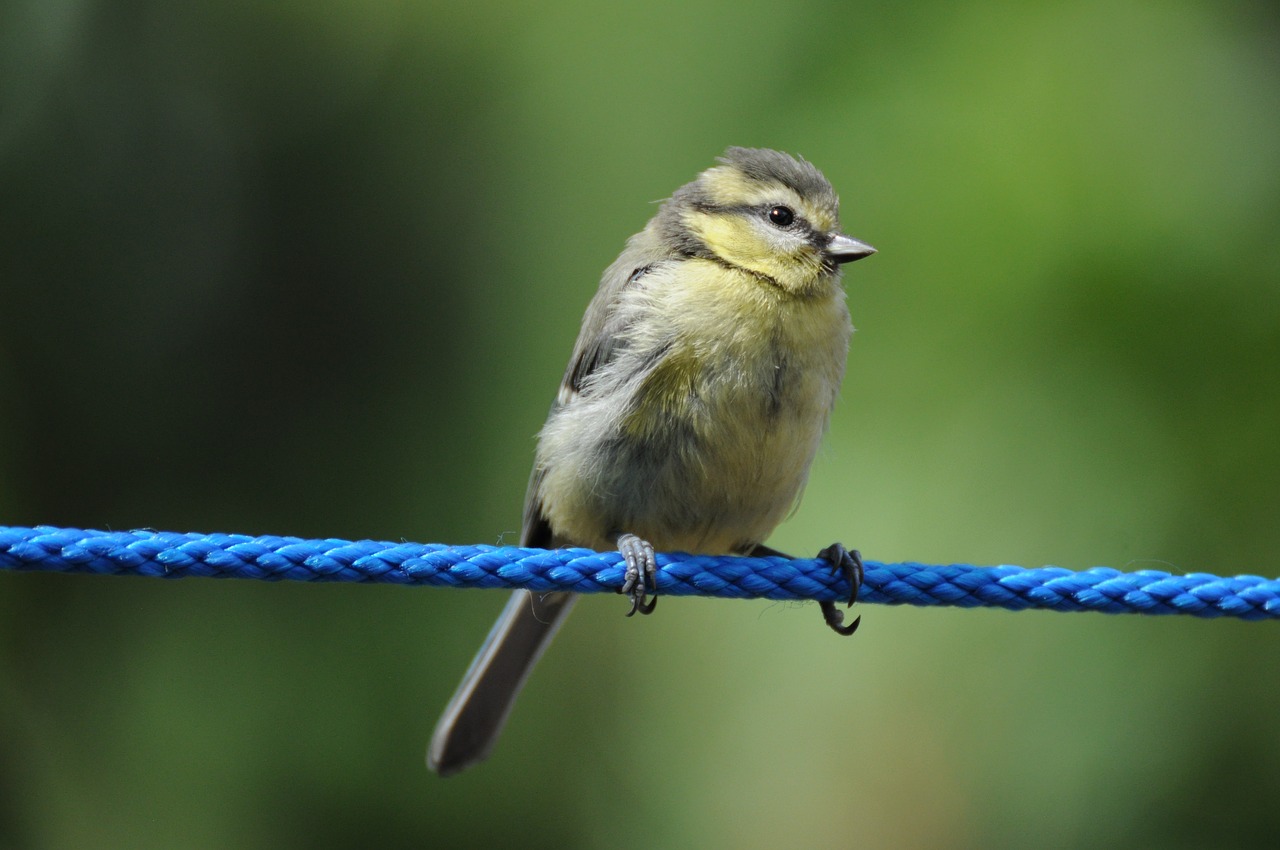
[827,233,877,264]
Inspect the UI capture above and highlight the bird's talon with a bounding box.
[817,543,864,635]
[624,585,656,617]
[617,533,658,618]
[847,549,865,607]
[820,600,861,636]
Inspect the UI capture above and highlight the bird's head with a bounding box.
[657,146,875,295]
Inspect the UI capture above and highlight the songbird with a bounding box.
[428,147,876,776]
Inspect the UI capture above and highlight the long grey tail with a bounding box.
[427,589,577,776]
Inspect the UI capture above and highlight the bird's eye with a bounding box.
[767,206,795,227]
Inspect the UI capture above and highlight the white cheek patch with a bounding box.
[757,219,809,256]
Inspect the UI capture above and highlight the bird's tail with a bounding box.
[427,590,577,776]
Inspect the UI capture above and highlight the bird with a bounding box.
[427,147,876,776]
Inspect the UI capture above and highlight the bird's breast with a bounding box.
[537,260,851,554]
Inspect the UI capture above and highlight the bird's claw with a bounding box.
[617,533,658,617]
[627,593,658,617]
[817,542,863,637]
[820,600,861,636]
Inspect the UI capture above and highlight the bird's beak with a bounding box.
[826,233,877,264]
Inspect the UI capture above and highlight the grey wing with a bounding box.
[561,232,671,400]
[519,243,669,548]
[519,464,553,548]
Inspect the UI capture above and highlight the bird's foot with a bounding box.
[617,533,658,616]
[817,542,863,636]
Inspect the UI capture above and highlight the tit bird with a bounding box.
[428,147,876,776]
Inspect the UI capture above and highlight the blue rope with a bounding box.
[1,525,1277,620]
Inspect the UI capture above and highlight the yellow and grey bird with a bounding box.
[428,147,876,776]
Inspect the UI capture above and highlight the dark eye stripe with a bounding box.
[691,200,814,235]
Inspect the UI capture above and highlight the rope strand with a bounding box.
[2,525,1276,620]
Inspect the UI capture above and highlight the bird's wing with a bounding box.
[519,240,668,547]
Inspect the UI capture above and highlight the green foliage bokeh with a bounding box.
[1,1,1278,847]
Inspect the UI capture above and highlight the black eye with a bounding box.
[767,205,795,227]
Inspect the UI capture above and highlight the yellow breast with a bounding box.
[538,259,851,555]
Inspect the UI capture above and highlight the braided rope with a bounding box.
[1,525,1277,620]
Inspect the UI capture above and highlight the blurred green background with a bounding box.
[2,0,1278,847]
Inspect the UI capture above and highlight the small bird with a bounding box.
[428,147,876,776]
